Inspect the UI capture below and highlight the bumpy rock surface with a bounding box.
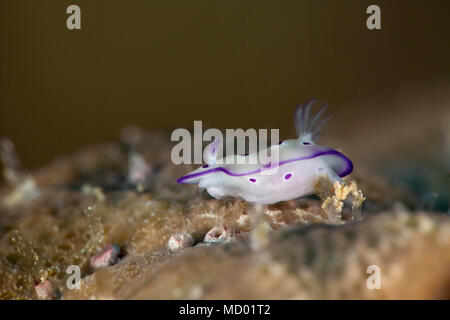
[0,130,448,299]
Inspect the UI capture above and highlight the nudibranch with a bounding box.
[177,99,353,204]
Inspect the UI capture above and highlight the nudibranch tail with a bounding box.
[295,99,332,142]
[323,149,354,178]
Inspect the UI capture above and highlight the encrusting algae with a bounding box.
[316,176,366,223]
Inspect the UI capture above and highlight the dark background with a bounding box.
[0,0,449,170]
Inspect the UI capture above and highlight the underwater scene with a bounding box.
[0,1,449,302]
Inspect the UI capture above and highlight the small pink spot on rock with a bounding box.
[90,245,121,271]
[35,279,56,300]
[204,227,229,243]
[167,232,195,253]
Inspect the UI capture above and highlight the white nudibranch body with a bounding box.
[177,99,353,205]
